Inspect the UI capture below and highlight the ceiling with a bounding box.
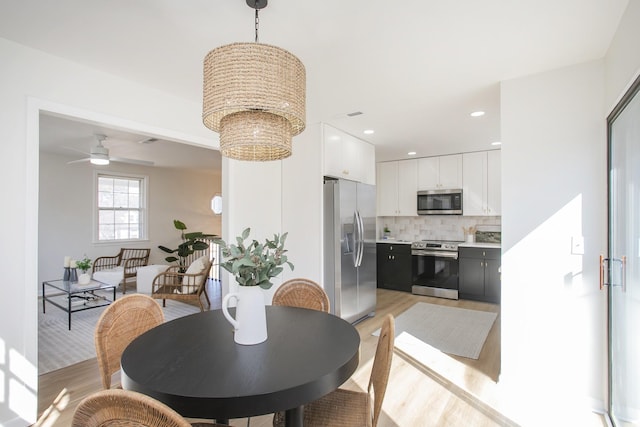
[0,0,629,165]
[38,113,221,171]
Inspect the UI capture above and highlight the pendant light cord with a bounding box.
[254,7,260,42]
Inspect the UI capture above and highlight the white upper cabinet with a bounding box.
[486,150,501,215]
[377,159,417,216]
[323,124,375,185]
[417,154,462,190]
[462,150,501,216]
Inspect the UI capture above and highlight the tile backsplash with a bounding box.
[379,216,501,242]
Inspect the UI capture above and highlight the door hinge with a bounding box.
[600,255,626,292]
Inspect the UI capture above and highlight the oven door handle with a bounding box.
[412,250,459,259]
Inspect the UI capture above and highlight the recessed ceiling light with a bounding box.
[408,151,417,156]
[470,111,485,117]
[491,141,502,146]
[363,129,375,135]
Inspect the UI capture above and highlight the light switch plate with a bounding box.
[571,236,585,255]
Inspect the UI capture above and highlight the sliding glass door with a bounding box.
[608,75,640,427]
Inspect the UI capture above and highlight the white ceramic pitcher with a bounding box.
[222,285,268,345]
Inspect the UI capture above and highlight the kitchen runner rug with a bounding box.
[373,302,497,360]
[38,292,201,375]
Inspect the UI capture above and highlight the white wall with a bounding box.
[605,0,640,110]
[38,151,221,287]
[500,60,608,425]
[220,123,323,302]
[496,4,640,425]
[0,37,216,425]
[282,123,324,284]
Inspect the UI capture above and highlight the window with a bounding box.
[96,173,147,241]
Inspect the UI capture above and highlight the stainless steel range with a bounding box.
[411,240,461,300]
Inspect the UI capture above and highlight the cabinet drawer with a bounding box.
[377,243,411,255]
[459,247,500,260]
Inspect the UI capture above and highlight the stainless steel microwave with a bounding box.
[417,189,463,215]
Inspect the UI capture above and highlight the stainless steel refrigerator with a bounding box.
[324,178,377,324]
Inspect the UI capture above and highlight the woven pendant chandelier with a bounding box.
[202,0,306,161]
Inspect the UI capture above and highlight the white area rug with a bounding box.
[375,302,497,359]
[38,291,200,374]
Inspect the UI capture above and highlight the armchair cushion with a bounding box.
[182,255,209,291]
[92,267,124,287]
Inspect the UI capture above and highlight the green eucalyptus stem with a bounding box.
[215,227,294,290]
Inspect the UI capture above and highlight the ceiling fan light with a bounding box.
[90,153,110,165]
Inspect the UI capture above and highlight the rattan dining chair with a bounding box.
[271,278,330,312]
[71,389,225,427]
[273,313,395,427]
[94,294,164,389]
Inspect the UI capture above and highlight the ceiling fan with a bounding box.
[67,134,155,166]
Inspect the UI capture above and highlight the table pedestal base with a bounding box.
[285,406,303,427]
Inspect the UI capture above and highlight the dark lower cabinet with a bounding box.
[459,247,501,303]
[376,243,412,292]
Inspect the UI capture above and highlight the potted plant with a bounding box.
[158,220,217,272]
[76,256,92,284]
[216,227,294,345]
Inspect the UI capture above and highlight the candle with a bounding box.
[69,259,77,268]
[64,256,71,267]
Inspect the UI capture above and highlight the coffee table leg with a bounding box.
[68,294,72,330]
[42,282,46,313]
[285,406,303,427]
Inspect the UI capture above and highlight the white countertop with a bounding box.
[377,240,501,248]
[376,239,412,244]
[458,242,501,249]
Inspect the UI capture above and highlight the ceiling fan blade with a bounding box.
[110,156,155,166]
[67,158,91,164]
[63,146,91,156]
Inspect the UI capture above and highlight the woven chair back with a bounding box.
[120,248,150,263]
[272,278,330,312]
[71,389,192,427]
[94,294,164,389]
[369,314,395,427]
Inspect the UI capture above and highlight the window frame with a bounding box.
[93,171,149,243]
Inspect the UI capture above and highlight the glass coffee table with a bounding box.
[42,279,117,330]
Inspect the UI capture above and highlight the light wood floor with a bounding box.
[35,282,605,426]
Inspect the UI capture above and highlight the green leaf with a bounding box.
[184,231,204,240]
[173,220,187,230]
[241,228,251,239]
[192,241,210,251]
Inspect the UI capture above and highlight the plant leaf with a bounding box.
[173,220,187,230]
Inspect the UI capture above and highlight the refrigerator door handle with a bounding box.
[355,210,364,267]
[351,212,358,266]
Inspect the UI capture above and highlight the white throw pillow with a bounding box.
[181,255,209,291]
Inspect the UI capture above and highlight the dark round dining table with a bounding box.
[120,305,361,427]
